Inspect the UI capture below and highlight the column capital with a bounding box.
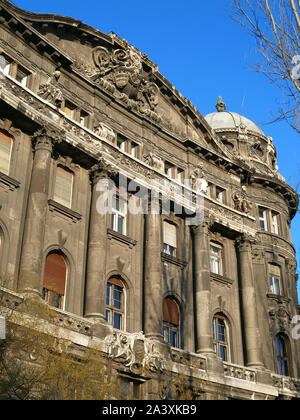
[89,158,118,185]
[235,234,256,252]
[191,218,213,236]
[32,125,65,152]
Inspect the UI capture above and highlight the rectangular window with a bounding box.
[79,110,89,127]
[165,162,174,178]
[112,196,127,235]
[2,55,12,76]
[15,65,29,87]
[64,100,76,119]
[210,244,222,275]
[216,186,225,204]
[259,208,268,231]
[0,131,13,175]
[117,135,127,153]
[271,212,280,235]
[177,168,184,184]
[163,221,177,257]
[54,166,73,208]
[269,265,281,295]
[130,142,138,158]
[120,377,141,400]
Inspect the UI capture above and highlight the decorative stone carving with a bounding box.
[224,363,257,382]
[190,167,208,194]
[93,121,116,143]
[92,45,160,122]
[232,186,253,214]
[104,331,164,375]
[38,70,64,108]
[269,306,292,332]
[267,136,278,171]
[143,152,165,172]
[32,125,65,151]
[90,157,119,183]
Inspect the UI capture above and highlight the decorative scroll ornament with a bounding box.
[38,71,64,108]
[269,306,292,332]
[143,152,165,172]
[92,46,161,122]
[104,331,164,375]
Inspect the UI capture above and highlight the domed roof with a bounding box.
[204,97,265,136]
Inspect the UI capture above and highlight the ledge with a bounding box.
[107,228,137,249]
[0,171,20,191]
[161,252,188,270]
[48,199,82,223]
[210,272,234,287]
[266,293,291,304]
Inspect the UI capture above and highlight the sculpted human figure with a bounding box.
[38,70,64,108]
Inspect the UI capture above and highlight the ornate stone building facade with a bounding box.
[0,0,299,400]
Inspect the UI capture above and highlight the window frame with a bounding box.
[275,334,290,377]
[271,211,280,235]
[210,242,223,276]
[163,220,177,257]
[105,278,126,331]
[259,207,268,231]
[111,195,127,236]
[212,314,230,362]
[162,297,180,348]
[269,264,281,296]
[42,252,68,311]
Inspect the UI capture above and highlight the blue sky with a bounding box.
[11,0,300,299]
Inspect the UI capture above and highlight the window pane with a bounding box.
[113,286,122,309]
[169,330,177,347]
[106,284,112,306]
[113,312,122,330]
[220,345,227,362]
[118,215,124,234]
[105,309,111,324]
[120,378,130,399]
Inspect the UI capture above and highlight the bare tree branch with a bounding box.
[232,0,300,134]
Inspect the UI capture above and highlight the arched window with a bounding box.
[162,297,180,348]
[105,277,125,330]
[0,130,13,175]
[213,313,230,362]
[275,334,289,376]
[42,252,67,310]
[54,165,74,208]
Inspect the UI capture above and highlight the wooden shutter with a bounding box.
[163,222,177,248]
[54,166,73,208]
[0,131,12,174]
[163,298,179,326]
[43,253,67,295]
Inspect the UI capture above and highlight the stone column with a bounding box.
[18,126,63,294]
[192,221,215,355]
[85,162,116,323]
[237,236,264,368]
[144,199,164,341]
